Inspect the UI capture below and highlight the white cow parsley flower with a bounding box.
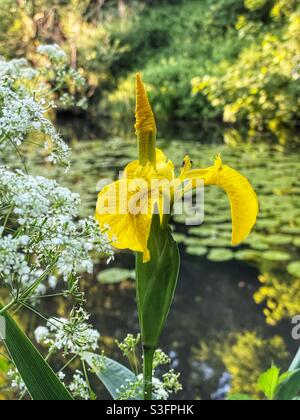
[37,44,67,63]
[35,308,100,355]
[0,77,70,166]
[69,370,90,400]
[0,57,38,80]
[7,369,26,393]
[0,167,113,290]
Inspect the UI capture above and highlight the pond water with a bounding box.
[23,124,300,400]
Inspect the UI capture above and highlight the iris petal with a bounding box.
[182,156,259,245]
[205,163,259,245]
[95,179,152,262]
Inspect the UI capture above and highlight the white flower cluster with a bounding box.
[0,77,70,166]
[0,166,113,290]
[7,368,26,393]
[35,307,100,355]
[0,234,47,293]
[1,50,111,401]
[37,44,87,110]
[37,44,67,63]
[68,371,90,400]
[115,341,182,401]
[0,57,38,80]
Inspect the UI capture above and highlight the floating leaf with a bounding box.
[207,248,234,262]
[256,219,280,230]
[172,233,187,244]
[184,237,202,247]
[235,250,260,261]
[287,262,300,278]
[281,226,300,235]
[188,226,217,237]
[202,238,231,248]
[262,251,292,262]
[293,238,300,248]
[263,235,293,246]
[97,268,135,284]
[248,242,270,251]
[186,246,208,257]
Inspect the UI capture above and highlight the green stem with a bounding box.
[143,346,155,400]
[0,299,17,316]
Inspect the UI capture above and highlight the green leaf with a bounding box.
[83,352,140,400]
[227,393,253,400]
[1,306,73,400]
[289,347,300,371]
[258,365,281,400]
[136,214,180,348]
[275,369,300,401]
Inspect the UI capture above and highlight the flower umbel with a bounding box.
[95,75,259,262]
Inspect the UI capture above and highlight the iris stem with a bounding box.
[143,346,155,400]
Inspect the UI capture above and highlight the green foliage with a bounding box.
[1,304,73,400]
[136,214,180,349]
[105,0,299,144]
[258,365,290,400]
[106,0,246,123]
[136,214,180,399]
[83,352,139,400]
[193,0,300,144]
[275,368,300,401]
[227,393,253,400]
[257,349,300,401]
[0,0,298,143]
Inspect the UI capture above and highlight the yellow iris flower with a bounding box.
[96,74,259,263]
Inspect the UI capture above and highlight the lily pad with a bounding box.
[248,242,270,251]
[262,251,292,262]
[172,233,187,244]
[284,227,300,236]
[97,268,135,284]
[293,238,300,248]
[207,248,234,262]
[184,237,202,247]
[202,238,231,248]
[186,246,208,257]
[263,235,293,246]
[188,226,217,237]
[256,219,280,230]
[235,250,260,261]
[287,262,300,278]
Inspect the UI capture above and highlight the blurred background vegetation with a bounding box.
[1,0,299,144]
[1,0,300,400]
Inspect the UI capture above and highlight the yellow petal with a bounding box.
[135,73,156,138]
[123,150,175,224]
[135,73,157,165]
[181,155,259,245]
[205,156,259,245]
[95,179,152,262]
[124,149,175,182]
